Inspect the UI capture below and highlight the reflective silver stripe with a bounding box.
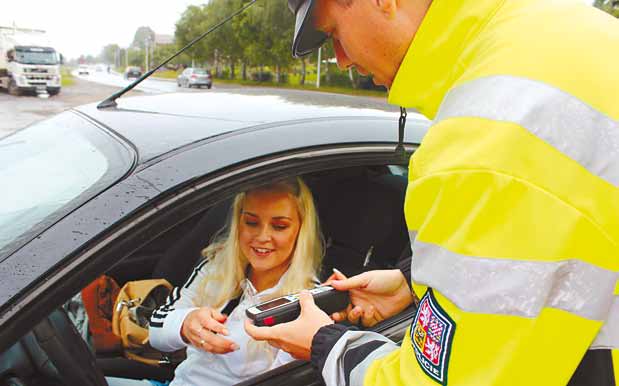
[410,233,617,320]
[435,75,619,187]
[592,295,619,349]
[322,331,397,386]
[349,342,399,386]
[409,230,418,244]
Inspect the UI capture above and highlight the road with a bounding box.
[0,76,126,136]
[1,70,398,136]
[74,70,184,93]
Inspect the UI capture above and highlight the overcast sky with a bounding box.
[1,0,206,59]
[2,0,597,60]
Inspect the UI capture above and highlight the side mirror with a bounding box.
[59,53,64,65]
[7,50,14,62]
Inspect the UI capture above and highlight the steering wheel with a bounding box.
[31,308,108,386]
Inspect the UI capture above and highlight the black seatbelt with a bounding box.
[221,295,242,316]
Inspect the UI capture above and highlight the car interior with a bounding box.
[0,164,414,386]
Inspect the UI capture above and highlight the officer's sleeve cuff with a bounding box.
[311,324,358,373]
[396,255,412,291]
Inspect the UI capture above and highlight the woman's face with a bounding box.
[239,190,301,279]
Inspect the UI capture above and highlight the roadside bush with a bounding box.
[321,71,351,87]
[251,71,273,82]
[277,73,289,83]
[359,76,387,91]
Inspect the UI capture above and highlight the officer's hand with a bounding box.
[244,291,333,360]
[329,269,414,327]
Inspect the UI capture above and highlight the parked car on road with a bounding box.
[177,67,212,89]
[0,90,429,385]
[124,66,142,80]
[78,64,90,75]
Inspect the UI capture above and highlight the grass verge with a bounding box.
[212,77,387,98]
[152,69,179,79]
[61,66,74,87]
[153,70,387,98]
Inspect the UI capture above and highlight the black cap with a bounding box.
[288,0,328,58]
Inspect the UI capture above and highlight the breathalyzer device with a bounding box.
[246,286,350,327]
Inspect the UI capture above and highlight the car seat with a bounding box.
[151,199,233,287]
[306,167,410,279]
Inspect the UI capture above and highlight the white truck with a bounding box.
[0,26,62,96]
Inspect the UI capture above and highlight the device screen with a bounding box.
[256,297,291,311]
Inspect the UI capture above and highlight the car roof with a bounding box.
[75,90,419,164]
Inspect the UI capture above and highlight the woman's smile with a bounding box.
[251,246,275,257]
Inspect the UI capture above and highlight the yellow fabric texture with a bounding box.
[362,0,619,385]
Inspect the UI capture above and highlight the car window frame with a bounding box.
[0,143,418,380]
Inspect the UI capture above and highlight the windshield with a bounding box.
[15,47,58,65]
[193,69,207,75]
[0,112,133,259]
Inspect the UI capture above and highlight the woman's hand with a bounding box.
[181,307,238,354]
[325,269,415,327]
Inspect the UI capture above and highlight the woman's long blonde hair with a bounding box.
[195,177,323,308]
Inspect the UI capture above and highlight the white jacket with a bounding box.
[150,260,303,386]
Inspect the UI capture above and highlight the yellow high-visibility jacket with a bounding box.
[311,0,619,385]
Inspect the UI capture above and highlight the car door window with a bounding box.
[0,156,415,386]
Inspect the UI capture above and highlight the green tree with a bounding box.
[132,26,156,49]
[126,47,145,69]
[152,44,183,69]
[100,44,120,65]
[264,0,295,82]
[201,0,245,78]
[594,0,619,17]
[175,5,211,66]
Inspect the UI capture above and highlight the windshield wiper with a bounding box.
[97,0,258,109]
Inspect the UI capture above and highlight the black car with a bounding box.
[0,90,429,386]
[124,66,142,80]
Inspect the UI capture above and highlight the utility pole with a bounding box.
[125,48,129,68]
[145,37,150,72]
[316,47,321,88]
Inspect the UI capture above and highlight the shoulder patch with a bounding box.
[410,288,455,385]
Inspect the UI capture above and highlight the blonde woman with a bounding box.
[110,177,324,386]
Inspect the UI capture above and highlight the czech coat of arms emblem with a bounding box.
[411,289,455,384]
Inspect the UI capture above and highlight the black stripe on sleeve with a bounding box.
[150,320,163,328]
[150,287,181,326]
[150,259,208,328]
[343,340,386,386]
[183,259,209,289]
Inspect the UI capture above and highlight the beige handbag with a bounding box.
[112,279,185,366]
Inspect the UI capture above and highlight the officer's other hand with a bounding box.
[329,269,414,327]
[244,291,333,360]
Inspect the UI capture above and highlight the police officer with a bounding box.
[245,0,619,384]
